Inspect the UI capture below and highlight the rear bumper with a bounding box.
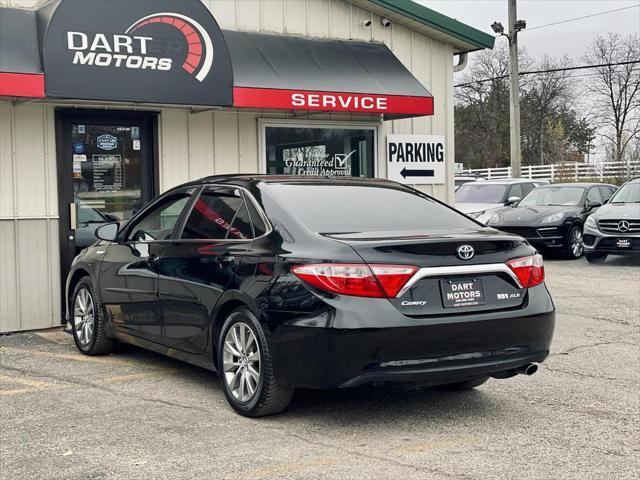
[269,284,555,389]
[338,351,548,388]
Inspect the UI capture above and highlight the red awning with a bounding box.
[224,31,434,119]
[0,8,45,98]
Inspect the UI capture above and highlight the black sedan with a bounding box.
[66,175,555,416]
[487,183,617,259]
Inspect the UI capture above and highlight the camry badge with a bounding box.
[457,244,475,260]
[618,220,630,233]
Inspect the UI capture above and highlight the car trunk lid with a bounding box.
[323,228,531,315]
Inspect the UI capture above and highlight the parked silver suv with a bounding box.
[583,177,640,263]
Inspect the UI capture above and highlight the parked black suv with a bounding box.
[488,183,617,259]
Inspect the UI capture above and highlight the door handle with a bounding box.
[69,203,77,230]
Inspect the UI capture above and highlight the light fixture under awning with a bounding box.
[224,30,434,119]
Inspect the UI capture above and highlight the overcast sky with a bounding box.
[419,0,640,61]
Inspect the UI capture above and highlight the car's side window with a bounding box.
[244,193,268,237]
[522,183,535,195]
[598,186,614,202]
[586,187,603,206]
[181,188,253,240]
[126,194,191,242]
[509,183,524,200]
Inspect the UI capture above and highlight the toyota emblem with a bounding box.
[457,244,475,260]
[618,220,630,233]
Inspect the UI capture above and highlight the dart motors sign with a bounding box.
[386,135,446,185]
[40,0,233,106]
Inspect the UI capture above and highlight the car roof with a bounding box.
[623,177,640,184]
[463,178,538,185]
[176,174,406,190]
[538,182,616,188]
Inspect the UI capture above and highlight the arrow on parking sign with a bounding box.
[400,168,435,179]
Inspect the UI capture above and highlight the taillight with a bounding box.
[506,254,545,288]
[291,264,418,298]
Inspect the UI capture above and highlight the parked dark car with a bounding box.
[487,183,617,259]
[583,177,640,263]
[66,175,555,416]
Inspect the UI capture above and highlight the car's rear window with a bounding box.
[260,184,478,233]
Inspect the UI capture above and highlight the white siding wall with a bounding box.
[0,102,61,332]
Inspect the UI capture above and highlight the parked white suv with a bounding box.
[455,179,548,224]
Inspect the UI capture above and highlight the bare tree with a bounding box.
[455,45,589,169]
[522,56,573,165]
[583,33,640,163]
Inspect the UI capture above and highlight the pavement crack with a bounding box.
[550,341,635,356]
[0,364,211,414]
[542,365,629,384]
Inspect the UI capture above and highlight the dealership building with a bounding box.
[0,0,493,332]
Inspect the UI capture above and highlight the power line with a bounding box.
[524,5,640,32]
[454,60,640,87]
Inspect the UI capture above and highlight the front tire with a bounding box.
[563,225,584,259]
[585,252,608,263]
[71,278,114,355]
[217,307,294,417]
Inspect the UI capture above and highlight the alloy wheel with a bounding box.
[222,323,261,403]
[73,288,95,347]
[571,229,584,257]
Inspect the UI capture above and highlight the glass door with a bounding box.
[56,111,157,282]
[71,124,146,249]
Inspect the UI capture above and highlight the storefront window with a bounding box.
[264,125,375,177]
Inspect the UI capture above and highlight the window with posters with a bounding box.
[262,121,377,178]
[71,124,144,223]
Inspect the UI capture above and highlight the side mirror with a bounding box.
[95,222,119,241]
[506,196,521,206]
[585,200,601,210]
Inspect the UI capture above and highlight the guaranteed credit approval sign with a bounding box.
[386,135,446,185]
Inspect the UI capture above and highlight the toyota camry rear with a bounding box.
[248,178,555,413]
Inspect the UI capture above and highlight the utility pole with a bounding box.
[491,4,526,178]
[508,0,522,178]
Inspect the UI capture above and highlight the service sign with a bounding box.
[40,0,233,106]
[386,135,446,185]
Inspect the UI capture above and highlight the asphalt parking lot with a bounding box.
[1,256,639,480]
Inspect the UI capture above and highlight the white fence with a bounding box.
[459,161,640,182]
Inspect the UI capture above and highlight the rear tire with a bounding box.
[441,376,489,391]
[217,307,294,417]
[71,278,115,355]
[563,225,584,260]
[585,252,608,263]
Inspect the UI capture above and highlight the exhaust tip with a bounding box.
[518,363,538,376]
